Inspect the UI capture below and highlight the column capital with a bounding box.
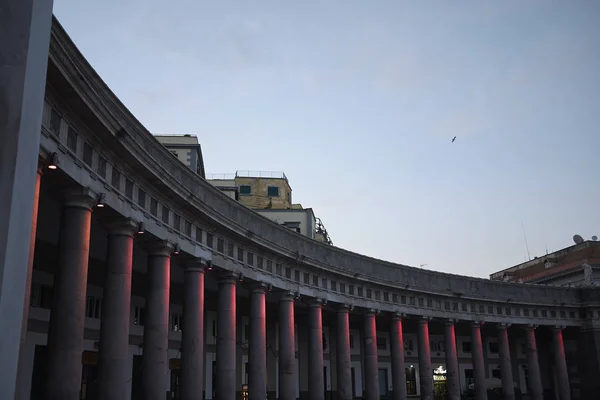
[146,240,175,257]
[365,308,379,316]
[445,319,458,326]
[308,298,323,308]
[392,312,405,320]
[279,290,296,301]
[251,282,269,294]
[472,321,485,328]
[63,187,97,209]
[218,271,238,285]
[418,316,432,323]
[104,217,138,237]
[184,259,209,273]
[337,303,353,313]
[497,322,511,330]
[525,323,538,331]
[552,325,566,331]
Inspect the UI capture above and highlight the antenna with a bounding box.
[573,234,584,245]
[521,222,531,261]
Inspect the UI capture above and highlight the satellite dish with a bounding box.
[592,235,598,241]
[573,234,584,245]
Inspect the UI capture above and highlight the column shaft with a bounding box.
[444,321,460,400]
[46,195,94,400]
[16,168,42,398]
[417,318,433,400]
[279,294,296,400]
[471,323,488,400]
[497,324,515,400]
[249,286,267,400]
[0,2,53,395]
[142,244,172,400]
[390,316,407,400]
[525,326,543,400]
[364,312,379,400]
[553,328,571,400]
[180,266,205,400]
[336,307,352,400]
[97,224,136,400]
[308,302,325,400]
[216,276,236,400]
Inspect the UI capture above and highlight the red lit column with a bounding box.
[364,310,380,400]
[46,188,95,400]
[390,313,407,400]
[216,273,237,400]
[552,326,571,400]
[142,240,173,400]
[525,325,543,400]
[497,323,515,400]
[336,305,352,400]
[417,317,433,400]
[471,322,487,400]
[444,320,460,400]
[180,261,206,400]
[97,219,137,400]
[249,283,267,400]
[308,299,325,400]
[279,292,296,400]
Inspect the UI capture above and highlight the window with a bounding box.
[350,335,355,349]
[67,126,78,152]
[173,214,181,231]
[462,341,472,353]
[97,157,107,178]
[125,179,134,199]
[162,206,170,224]
[150,198,158,216]
[266,260,273,272]
[171,312,182,332]
[227,242,234,257]
[206,233,213,248]
[349,285,355,295]
[285,267,291,279]
[248,252,254,266]
[184,220,192,237]
[50,108,61,134]
[30,282,53,309]
[257,256,263,269]
[406,367,417,395]
[492,368,501,379]
[217,237,224,252]
[134,306,145,326]
[237,248,244,262]
[112,168,121,189]
[85,296,102,319]
[276,263,282,275]
[138,188,146,208]
[267,186,280,197]
[195,227,203,242]
[377,337,387,350]
[83,142,93,166]
[294,270,300,282]
[489,342,499,354]
[304,273,310,284]
[239,185,252,195]
[287,192,291,203]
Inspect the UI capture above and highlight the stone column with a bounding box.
[216,273,237,400]
[16,166,42,398]
[180,261,207,400]
[390,313,407,400]
[524,325,543,400]
[279,292,296,400]
[97,219,137,400]
[497,323,515,400]
[336,305,352,400]
[471,322,487,400]
[417,317,433,400]
[552,326,571,400]
[45,189,95,400]
[444,320,460,400]
[0,2,53,395]
[249,283,267,400]
[308,299,325,400]
[364,310,380,400]
[142,241,173,400]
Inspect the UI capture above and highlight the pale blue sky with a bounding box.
[53,1,600,278]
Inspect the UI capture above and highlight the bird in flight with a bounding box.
[452,136,457,143]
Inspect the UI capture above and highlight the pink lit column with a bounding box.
[444,320,460,400]
[364,310,380,400]
[249,283,267,400]
[45,189,95,400]
[308,299,325,400]
[497,323,515,400]
[180,261,206,400]
[525,325,543,400]
[552,326,571,400]
[142,241,173,400]
[390,313,407,400]
[417,317,433,400]
[278,292,296,400]
[471,322,487,400]
[216,273,237,400]
[336,305,352,400]
[97,219,137,400]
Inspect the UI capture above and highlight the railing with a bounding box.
[206,171,289,181]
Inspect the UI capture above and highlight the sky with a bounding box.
[52,0,600,278]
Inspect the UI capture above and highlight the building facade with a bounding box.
[490,241,600,287]
[2,9,600,400]
[155,134,206,178]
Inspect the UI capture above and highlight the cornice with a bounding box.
[45,17,584,310]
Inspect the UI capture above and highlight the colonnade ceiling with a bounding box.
[35,16,600,328]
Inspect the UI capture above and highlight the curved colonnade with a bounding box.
[7,14,600,400]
